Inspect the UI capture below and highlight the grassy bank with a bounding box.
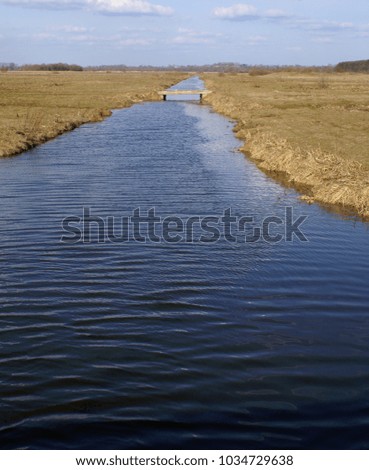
[0,71,188,158]
[202,71,369,219]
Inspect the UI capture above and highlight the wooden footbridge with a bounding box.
[158,89,212,102]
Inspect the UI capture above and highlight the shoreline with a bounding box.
[0,108,113,158]
[203,73,369,221]
[0,96,143,159]
[0,71,188,159]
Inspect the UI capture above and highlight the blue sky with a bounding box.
[0,0,368,66]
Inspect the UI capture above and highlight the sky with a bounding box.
[0,0,368,66]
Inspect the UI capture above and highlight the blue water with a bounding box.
[0,77,368,449]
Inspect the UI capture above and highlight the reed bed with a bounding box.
[203,72,369,219]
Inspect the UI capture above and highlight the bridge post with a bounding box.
[163,94,167,101]
[200,93,203,102]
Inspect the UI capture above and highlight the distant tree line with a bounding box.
[2,60,368,73]
[335,60,369,73]
[84,62,250,72]
[84,63,335,73]
[19,63,83,71]
[0,62,17,72]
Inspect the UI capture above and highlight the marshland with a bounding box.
[1,69,368,219]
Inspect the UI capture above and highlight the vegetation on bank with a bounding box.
[202,71,369,219]
[0,71,188,157]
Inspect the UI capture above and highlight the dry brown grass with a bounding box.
[202,71,369,219]
[248,68,272,76]
[0,71,188,157]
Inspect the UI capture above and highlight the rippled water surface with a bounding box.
[1,77,369,449]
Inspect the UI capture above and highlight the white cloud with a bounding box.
[213,3,258,21]
[213,4,293,22]
[0,0,173,15]
[88,0,173,16]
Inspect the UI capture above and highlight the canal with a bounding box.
[0,77,368,449]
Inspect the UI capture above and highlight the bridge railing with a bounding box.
[158,90,212,101]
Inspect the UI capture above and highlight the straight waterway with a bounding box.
[0,77,368,449]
